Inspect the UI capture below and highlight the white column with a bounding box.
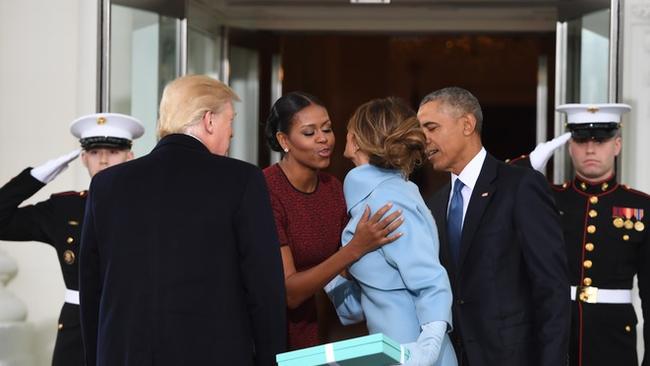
[621,1,650,363]
[0,249,34,366]
[0,0,98,364]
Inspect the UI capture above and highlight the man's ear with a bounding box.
[80,151,89,169]
[126,150,134,161]
[567,139,575,159]
[201,110,213,133]
[613,136,622,157]
[462,114,477,136]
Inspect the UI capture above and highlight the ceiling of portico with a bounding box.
[115,0,611,32]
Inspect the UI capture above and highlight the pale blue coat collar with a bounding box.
[343,164,403,212]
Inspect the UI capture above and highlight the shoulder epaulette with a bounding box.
[51,190,87,198]
[620,184,650,199]
[505,154,528,165]
[552,182,570,191]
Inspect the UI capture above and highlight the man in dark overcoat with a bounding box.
[79,75,287,366]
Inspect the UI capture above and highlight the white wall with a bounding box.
[622,0,650,193]
[0,0,97,364]
[621,1,650,362]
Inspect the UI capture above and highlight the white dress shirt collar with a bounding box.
[448,148,487,223]
[451,147,486,192]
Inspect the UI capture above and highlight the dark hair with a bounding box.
[420,86,483,134]
[265,91,324,152]
[348,97,426,178]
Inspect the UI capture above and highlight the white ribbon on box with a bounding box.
[400,345,407,364]
[325,343,340,366]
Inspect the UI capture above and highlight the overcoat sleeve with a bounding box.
[234,168,287,365]
[79,181,102,366]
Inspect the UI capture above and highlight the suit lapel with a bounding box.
[458,154,498,269]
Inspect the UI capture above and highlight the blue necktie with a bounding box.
[447,179,465,265]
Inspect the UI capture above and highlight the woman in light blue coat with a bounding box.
[325,97,457,366]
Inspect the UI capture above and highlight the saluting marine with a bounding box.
[0,113,143,366]
[510,103,649,366]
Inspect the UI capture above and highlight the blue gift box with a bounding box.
[276,333,408,366]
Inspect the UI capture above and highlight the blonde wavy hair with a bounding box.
[347,97,426,178]
[157,75,240,139]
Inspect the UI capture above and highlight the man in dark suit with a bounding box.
[417,87,570,366]
[79,75,287,366]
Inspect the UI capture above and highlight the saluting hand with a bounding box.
[30,149,82,184]
[529,132,572,173]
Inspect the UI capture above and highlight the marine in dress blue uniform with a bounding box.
[0,113,143,366]
[510,104,649,366]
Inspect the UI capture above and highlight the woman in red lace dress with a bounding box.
[263,92,402,350]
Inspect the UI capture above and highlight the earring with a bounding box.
[283,147,289,153]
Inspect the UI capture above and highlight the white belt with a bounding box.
[570,286,632,304]
[65,289,79,305]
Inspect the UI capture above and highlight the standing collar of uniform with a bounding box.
[343,163,402,212]
[451,147,486,191]
[572,173,618,196]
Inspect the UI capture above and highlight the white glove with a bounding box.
[529,132,571,173]
[30,149,81,184]
[402,321,447,366]
[324,274,365,325]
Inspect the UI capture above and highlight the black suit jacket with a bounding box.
[427,153,569,366]
[79,134,287,366]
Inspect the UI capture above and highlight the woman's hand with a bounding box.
[347,203,404,259]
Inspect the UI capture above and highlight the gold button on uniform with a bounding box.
[623,234,630,241]
[66,237,74,244]
[68,220,79,226]
[588,209,598,218]
[58,323,63,330]
[590,196,599,204]
[583,260,593,269]
[585,243,594,251]
[63,250,75,265]
[587,225,596,234]
[625,325,632,332]
[562,182,568,188]
[583,277,592,286]
[601,182,609,191]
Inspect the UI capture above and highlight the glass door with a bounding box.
[187,1,226,81]
[553,1,620,182]
[103,0,185,157]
